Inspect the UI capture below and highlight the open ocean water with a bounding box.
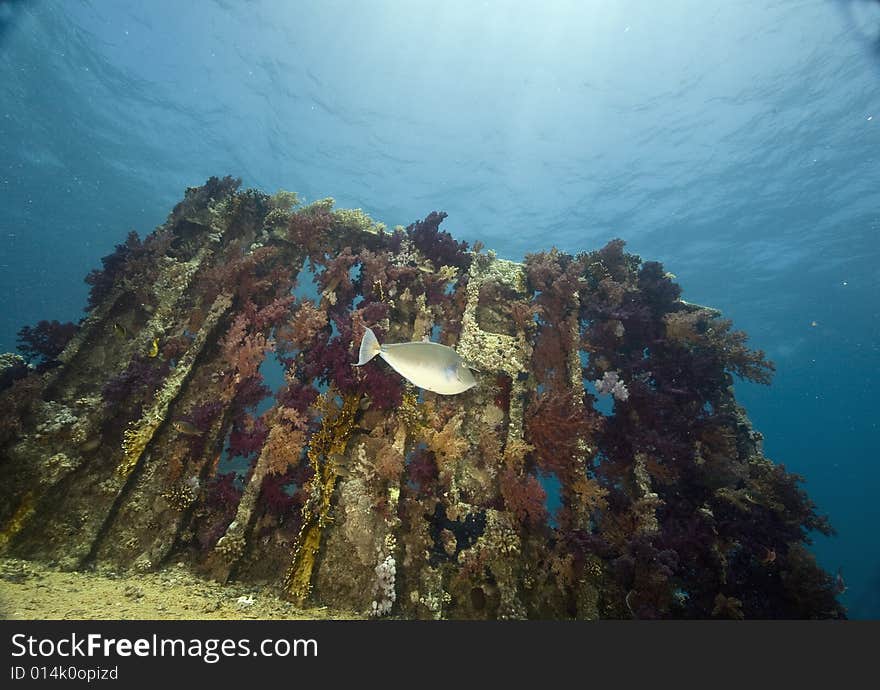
[0,0,877,618]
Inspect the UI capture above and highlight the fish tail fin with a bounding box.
[356,326,382,366]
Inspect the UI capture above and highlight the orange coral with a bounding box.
[219,313,274,386]
[276,299,328,351]
[423,413,470,472]
[261,408,308,476]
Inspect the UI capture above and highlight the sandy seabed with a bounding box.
[0,557,362,620]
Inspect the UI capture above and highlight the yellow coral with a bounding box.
[116,292,232,479]
[0,491,35,551]
[268,189,300,210]
[396,390,428,432]
[284,390,360,602]
[119,417,158,478]
[332,208,387,235]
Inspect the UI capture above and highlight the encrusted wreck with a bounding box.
[0,177,845,619]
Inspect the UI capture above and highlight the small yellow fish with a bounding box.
[172,420,203,437]
[147,337,159,358]
[113,322,128,339]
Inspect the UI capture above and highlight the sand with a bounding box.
[0,557,362,620]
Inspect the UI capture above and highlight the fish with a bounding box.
[79,436,103,453]
[147,337,159,358]
[172,420,203,436]
[113,322,128,339]
[355,326,477,395]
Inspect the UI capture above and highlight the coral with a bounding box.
[0,181,843,621]
[0,353,28,391]
[167,175,240,234]
[359,363,404,411]
[16,320,79,365]
[284,391,360,601]
[260,408,308,476]
[525,390,600,476]
[219,310,275,386]
[369,433,405,483]
[406,446,439,494]
[406,211,471,272]
[102,355,170,408]
[593,370,629,401]
[275,299,328,354]
[276,379,319,413]
[317,246,359,313]
[663,308,775,386]
[0,491,36,550]
[0,374,41,446]
[227,415,269,459]
[423,412,470,485]
[258,469,302,517]
[499,468,547,527]
[287,198,335,266]
[205,473,242,512]
[370,554,397,617]
[84,229,173,309]
[333,207,386,235]
[83,231,143,310]
[198,245,281,307]
[268,189,300,211]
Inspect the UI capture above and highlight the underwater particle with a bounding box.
[355,326,476,395]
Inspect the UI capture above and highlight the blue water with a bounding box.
[1,0,878,617]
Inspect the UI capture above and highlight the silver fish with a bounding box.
[355,327,476,395]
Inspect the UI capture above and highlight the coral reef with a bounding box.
[0,179,845,619]
[16,320,79,367]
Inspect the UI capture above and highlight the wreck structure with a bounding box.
[0,177,845,619]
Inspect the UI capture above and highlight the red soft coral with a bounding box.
[499,468,548,528]
[525,390,601,476]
